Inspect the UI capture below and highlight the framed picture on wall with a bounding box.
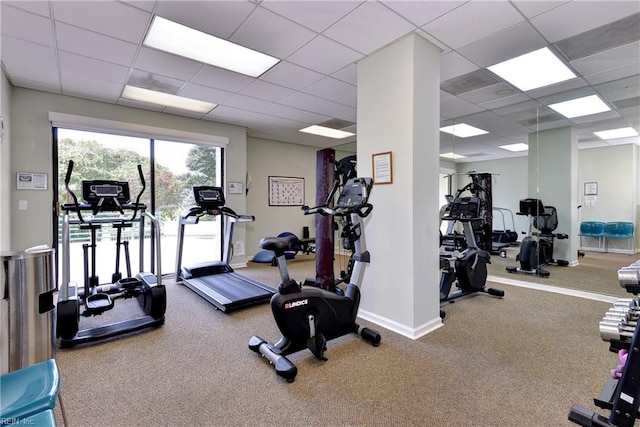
[584,182,598,195]
[268,176,305,206]
[228,181,244,194]
[372,151,393,184]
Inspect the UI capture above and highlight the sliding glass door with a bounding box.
[154,140,223,274]
[55,129,223,282]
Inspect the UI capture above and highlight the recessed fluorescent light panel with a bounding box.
[299,125,355,139]
[487,47,576,91]
[548,95,611,118]
[440,152,467,160]
[594,127,639,140]
[440,123,488,138]
[122,85,216,113]
[499,143,529,152]
[144,16,279,77]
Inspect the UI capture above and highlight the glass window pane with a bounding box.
[57,129,150,286]
[154,141,223,274]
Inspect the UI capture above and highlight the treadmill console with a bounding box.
[193,186,225,209]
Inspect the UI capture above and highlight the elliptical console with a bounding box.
[249,177,380,382]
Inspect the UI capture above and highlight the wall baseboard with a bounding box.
[357,308,443,340]
[230,261,248,269]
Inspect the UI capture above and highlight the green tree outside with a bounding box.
[58,138,219,221]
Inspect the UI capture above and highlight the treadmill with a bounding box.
[174,186,275,312]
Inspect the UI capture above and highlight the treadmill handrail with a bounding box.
[220,206,254,223]
[179,206,254,222]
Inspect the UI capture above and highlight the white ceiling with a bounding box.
[1,0,639,162]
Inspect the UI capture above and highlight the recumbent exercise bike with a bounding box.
[506,198,569,278]
[440,195,504,317]
[248,177,380,382]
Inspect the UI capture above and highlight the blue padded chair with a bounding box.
[578,221,606,252]
[605,222,635,253]
[0,359,60,424]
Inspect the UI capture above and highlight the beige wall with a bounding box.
[460,144,639,253]
[578,144,637,223]
[578,144,639,252]
[9,88,247,259]
[0,69,11,374]
[245,136,353,258]
[6,86,639,258]
[457,156,529,234]
[1,69,11,252]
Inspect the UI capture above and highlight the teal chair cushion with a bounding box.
[580,221,606,237]
[0,359,60,422]
[605,222,634,238]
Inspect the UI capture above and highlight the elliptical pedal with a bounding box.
[84,293,114,315]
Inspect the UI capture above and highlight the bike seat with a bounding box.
[260,235,299,255]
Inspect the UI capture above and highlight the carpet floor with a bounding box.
[53,249,638,426]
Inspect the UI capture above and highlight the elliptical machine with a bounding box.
[506,198,569,278]
[439,195,504,316]
[248,177,381,382]
[56,160,166,347]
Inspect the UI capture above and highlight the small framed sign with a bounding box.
[228,181,244,194]
[372,151,393,184]
[584,182,598,195]
[16,172,48,190]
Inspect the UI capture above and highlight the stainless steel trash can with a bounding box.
[1,247,57,372]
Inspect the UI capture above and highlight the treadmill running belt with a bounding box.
[184,273,275,312]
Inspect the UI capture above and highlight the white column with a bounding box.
[356,34,442,339]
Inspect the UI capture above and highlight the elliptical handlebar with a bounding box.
[129,164,146,222]
[64,160,85,224]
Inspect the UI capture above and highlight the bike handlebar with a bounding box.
[301,203,373,218]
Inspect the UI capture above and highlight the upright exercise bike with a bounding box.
[248,177,381,382]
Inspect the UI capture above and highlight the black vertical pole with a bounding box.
[315,148,335,289]
[149,139,156,272]
[481,173,493,252]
